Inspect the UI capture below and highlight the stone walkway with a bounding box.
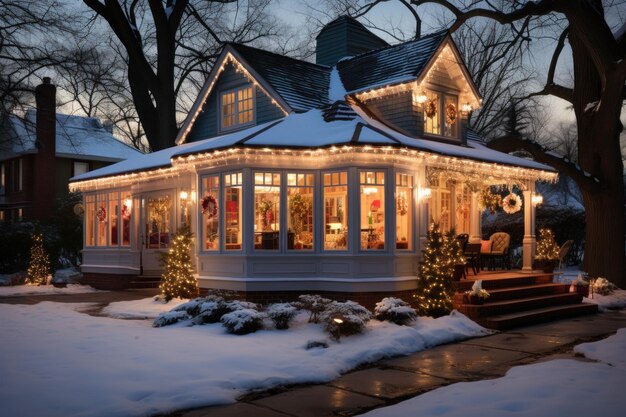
[2,289,624,417]
[171,311,626,417]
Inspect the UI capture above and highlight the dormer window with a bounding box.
[221,85,254,131]
[423,90,458,139]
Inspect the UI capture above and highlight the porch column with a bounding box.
[522,182,537,271]
[469,191,481,243]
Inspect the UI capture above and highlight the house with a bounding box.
[69,16,556,303]
[0,78,143,222]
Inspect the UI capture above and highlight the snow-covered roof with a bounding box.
[72,106,553,183]
[0,109,142,162]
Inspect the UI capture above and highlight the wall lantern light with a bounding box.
[179,190,189,200]
[531,193,544,206]
[461,103,473,114]
[418,187,432,201]
[412,90,428,106]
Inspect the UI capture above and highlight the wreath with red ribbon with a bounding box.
[97,206,106,222]
[201,195,218,219]
[445,103,457,125]
[425,98,437,119]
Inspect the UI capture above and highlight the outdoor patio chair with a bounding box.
[482,232,511,270]
[558,239,574,269]
[464,243,481,276]
[456,233,469,251]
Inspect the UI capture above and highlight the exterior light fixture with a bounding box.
[418,187,432,201]
[412,90,428,105]
[333,317,344,324]
[179,190,188,200]
[461,103,473,113]
[532,193,544,206]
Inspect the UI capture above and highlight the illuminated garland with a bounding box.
[201,195,218,219]
[502,193,522,214]
[480,189,501,214]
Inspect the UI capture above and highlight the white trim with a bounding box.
[218,85,256,133]
[199,275,417,283]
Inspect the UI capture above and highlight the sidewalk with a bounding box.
[172,311,626,417]
[0,288,159,305]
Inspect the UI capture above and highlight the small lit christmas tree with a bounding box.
[535,228,560,260]
[159,227,198,301]
[444,229,466,267]
[26,232,51,285]
[415,223,454,317]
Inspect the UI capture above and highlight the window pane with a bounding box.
[74,161,89,176]
[146,195,172,249]
[96,194,107,246]
[109,192,119,246]
[202,176,220,251]
[288,173,314,251]
[324,171,348,251]
[424,90,440,135]
[224,173,242,251]
[254,172,280,250]
[396,173,413,250]
[121,193,131,246]
[222,91,235,129]
[86,195,95,246]
[455,185,471,234]
[360,171,385,250]
[444,94,458,137]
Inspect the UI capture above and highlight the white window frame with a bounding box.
[423,89,459,139]
[219,85,255,132]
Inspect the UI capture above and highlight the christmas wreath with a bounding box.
[201,195,218,219]
[445,103,457,125]
[396,194,408,216]
[480,189,501,214]
[97,206,106,222]
[425,98,437,119]
[502,193,522,214]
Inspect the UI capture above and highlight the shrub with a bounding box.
[374,297,417,325]
[297,294,332,323]
[266,303,298,329]
[593,277,619,295]
[153,311,190,327]
[322,301,372,341]
[221,308,265,335]
[305,340,329,350]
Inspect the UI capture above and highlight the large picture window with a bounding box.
[254,172,281,250]
[323,171,348,251]
[395,173,413,250]
[224,172,243,251]
[86,192,132,248]
[202,176,220,251]
[287,173,314,251]
[360,171,386,250]
[221,85,254,131]
[423,89,458,138]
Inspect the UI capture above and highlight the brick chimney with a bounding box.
[32,77,57,221]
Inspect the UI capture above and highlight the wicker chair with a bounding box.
[558,240,574,269]
[482,232,511,270]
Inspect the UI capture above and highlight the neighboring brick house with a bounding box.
[0,78,142,222]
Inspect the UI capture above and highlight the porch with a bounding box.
[452,270,597,330]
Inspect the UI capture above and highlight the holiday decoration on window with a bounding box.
[201,194,218,219]
[288,193,312,236]
[414,223,455,318]
[396,193,408,216]
[502,192,522,214]
[159,227,198,301]
[445,103,457,125]
[425,98,437,119]
[96,205,106,222]
[26,232,51,286]
[479,189,501,214]
[258,199,274,229]
[121,204,131,220]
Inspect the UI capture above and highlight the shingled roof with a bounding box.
[336,30,448,93]
[229,43,330,112]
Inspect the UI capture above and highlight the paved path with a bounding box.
[0,288,159,305]
[170,311,626,417]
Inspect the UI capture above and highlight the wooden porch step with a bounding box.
[453,273,553,292]
[129,276,161,289]
[478,303,599,330]
[483,283,570,302]
[459,292,582,318]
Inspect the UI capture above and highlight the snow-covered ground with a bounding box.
[554,267,626,311]
[0,284,103,297]
[359,328,626,417]
[0,299,490,417]
[102,297,187,319]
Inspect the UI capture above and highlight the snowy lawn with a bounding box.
[102,297,187,319]
[0,300,490,417]
[358,328,626,417]
[0,284,103,297]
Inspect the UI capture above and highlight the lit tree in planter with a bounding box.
[445,229,466,280]
[415,223,454,317]
[159,227,198,301]
[535,228,560,271]
[26,232,51,286]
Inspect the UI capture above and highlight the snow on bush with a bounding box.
[173,297,209,316]
[374,297,417,325]
[226,300,259,311]
[220,308,265,335]
[297,294,333,323]
[593,277,618,295]
[153,311,190,327]
[266,303,298,329]
[322,300,372,340]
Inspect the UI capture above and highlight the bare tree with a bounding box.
[82,0,282,151]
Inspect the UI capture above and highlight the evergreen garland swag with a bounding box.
[414,224,457,318]
[159,227,198,301]
[26,232,51,285]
